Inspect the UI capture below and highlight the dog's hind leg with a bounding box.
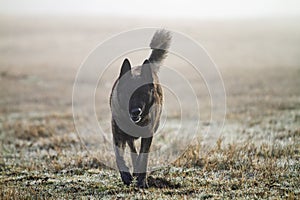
[135,136,153,188]
[113,137,133,185]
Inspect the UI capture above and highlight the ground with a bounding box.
[0,16,299,199]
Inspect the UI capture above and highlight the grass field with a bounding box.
[0,16,299,199]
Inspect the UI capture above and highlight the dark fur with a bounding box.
[110,30,171,187]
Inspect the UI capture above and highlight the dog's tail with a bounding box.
[149,29,172,65]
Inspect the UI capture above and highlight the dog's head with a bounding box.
[116,58,155,125]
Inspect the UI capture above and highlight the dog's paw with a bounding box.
[137,179,149,188]
[136,174,148,188]
[120,171,133,186]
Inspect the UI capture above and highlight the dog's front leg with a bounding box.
[134,136,153,188]
[127,139,138,172]
[113,137,133,185]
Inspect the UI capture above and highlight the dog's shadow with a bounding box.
[147,175,181,189]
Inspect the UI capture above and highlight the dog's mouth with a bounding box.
[130,115,142,123]
[130,107,143,124]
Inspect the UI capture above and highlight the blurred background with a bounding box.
[0,0,299,112]
[1,0,300,18]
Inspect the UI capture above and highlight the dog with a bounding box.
[110,29,171,188]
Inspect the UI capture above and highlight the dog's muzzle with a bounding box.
[130,108,142,123]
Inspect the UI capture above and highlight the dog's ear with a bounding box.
[119,58,131,78]
[141,59,153,82]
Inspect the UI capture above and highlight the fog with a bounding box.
[1,0,300,19]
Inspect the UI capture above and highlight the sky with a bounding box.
[0,0,299,19]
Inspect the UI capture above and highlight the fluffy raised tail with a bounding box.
[149,29,172,64]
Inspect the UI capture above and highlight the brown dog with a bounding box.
[110,30,171,188]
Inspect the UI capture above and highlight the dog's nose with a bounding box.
[131,108,142,117]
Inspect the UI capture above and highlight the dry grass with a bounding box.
[0,113,299,199]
